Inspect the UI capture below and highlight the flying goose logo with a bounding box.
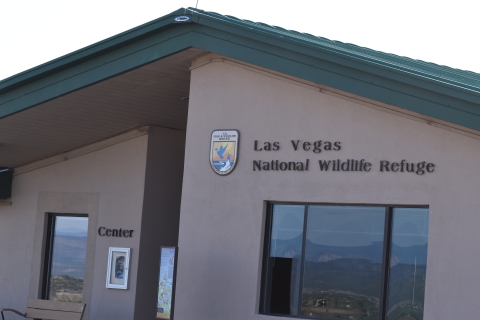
[210,130,239,175]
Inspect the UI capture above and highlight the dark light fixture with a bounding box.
[0,167,13,200]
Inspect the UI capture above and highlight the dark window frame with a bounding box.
[259,202,429,320]
[41,213,88,300]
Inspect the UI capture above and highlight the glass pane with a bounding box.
[48,216,88,302]
[265,204,305,316]
[302,205,385,319]
[386,208,429,320]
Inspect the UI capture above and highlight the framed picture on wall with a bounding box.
[106,247,130,289]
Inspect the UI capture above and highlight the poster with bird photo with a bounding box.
[209,130,239,175]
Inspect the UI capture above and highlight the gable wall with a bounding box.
[176,56,480,320]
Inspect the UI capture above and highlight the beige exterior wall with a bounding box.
[1,53,479,320]
[176,57,480,320]
[0,135,148,320]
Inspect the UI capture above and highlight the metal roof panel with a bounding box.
[187,7,480,93]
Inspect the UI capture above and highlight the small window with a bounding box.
[260,204,429,320]
[42,214,88,302]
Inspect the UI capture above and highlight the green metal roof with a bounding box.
[195,8,480,93]
[1,7,480,133]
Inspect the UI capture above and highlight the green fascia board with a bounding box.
[187,28,480,130]
[191,9,480,104]
[190,7,480,95]
[1,7,480,133]
[192,25,480,116]
[0,24,195,116]
[0,8,191,95]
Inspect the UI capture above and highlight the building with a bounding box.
[1,7,480,320]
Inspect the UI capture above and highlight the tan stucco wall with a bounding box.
[176,57,480,320]
[0,135,148,320]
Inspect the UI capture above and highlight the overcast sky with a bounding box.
[1,0,479,82]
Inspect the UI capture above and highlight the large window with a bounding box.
[260,204,429,320]
[42,214,89,302]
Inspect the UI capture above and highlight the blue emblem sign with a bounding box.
[210,130,239,175]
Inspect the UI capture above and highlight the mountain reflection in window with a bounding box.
[46,216,88,302]
[268,205,304,315]
[302,206,385,319]
[261,204,429,320]
[386,208,428,320]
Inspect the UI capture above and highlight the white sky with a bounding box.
[1,0,479,82]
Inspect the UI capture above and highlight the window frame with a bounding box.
[41,213,88,300]
[259,202,429,320]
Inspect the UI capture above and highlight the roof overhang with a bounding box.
[1,7,480,168]
[0,48,206,168]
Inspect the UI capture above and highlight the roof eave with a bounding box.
[0,8,193,95]
[1,7,480,134]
